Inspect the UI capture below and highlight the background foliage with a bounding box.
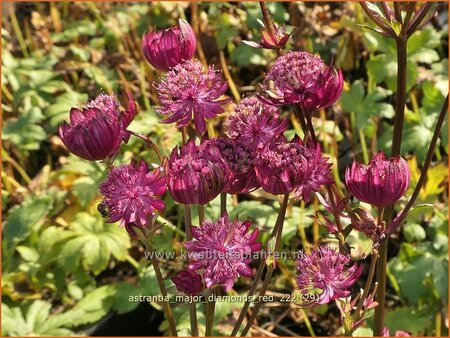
[1,2,448,336]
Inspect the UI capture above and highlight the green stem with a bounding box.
[220,192,227,215]
[147,246,177,336]
[259,1,282,57]
[240,194,289,336]
[388,95,448,234]
[205,289,216,336]
[373,36,408,336]
[129,130,164,163]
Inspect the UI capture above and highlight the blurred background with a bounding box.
[1,2,448,336]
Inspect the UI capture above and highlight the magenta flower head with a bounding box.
[296,246,363,305]
[225,96,287,150]
[59,91,136,161]
[205,138,260,194]
[171,270,204,296]
[243,20,294,50]
[261,51,343,112]
[185,214,261,291]
[294,142,333,203]
[345,152,411,207]
[165,139,229,205]
[255,136,313,195]
[99,161,166,232]
[156,59,231,135]
[142,19,196,72]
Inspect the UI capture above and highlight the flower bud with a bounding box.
[171,270,204,296]
[345,152,411,207]
[142,19,196,71]
[59,91,136,161]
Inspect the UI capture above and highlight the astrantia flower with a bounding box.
[296,246,363,305]
[185,214,261,291]
[243,19,294,50]
[142,19,196,71]
[225,96,287,150]
[156,60,231,134]
[59,91,136,161]
[294,142,333,202]
[171,270,204,296]
[255,136,308,195]
[99,161,166,229]
[205,138,260,194]
[261,51,343,111]
[345,152,411,207]
[165,139,229,205]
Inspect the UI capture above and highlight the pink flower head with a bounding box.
[185,214,261,291]
[243,20,294,50]
[165,139,229,205]
[255,136,308,195]
[99,161,166,229]
[156,59,231,135]
[294,142,333,202]
[59,91,136,161]
[345,152,411,207]
[205,138,260,194]
[171,270,204,296]
[382,327,411,337]
[142,19,196,71]
[225,96,287,150]
[261,51,343,112]
[296,246,363,305]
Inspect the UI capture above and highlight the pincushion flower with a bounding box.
[296,246,363,305]
[345,152,411,207]
[142,19,196,71]
[59,91,136,161]
[185,214,261,291]
[99,161,166,230]
[225,96,287,150]
[171,270,204,296]
[255,136,331,198]
[165,139,229,205]
[205,138,260,194]
[156,59,231,134]
[294,142,333,202]
[261,51,343,112]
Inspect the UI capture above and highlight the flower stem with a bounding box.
[240,193,289,336]
[147,246,178,336]
[220,192,227,215]
[259,1,282,57]
[129,130,164,163]
[388,94,448,234]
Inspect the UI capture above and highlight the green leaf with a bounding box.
[26,300,52,333]
[58,213,130,275]
[3,107,47,151]
[384,307,430,335]
[3,194,52,253]
[403,223,426,242]
[2,304,28,336]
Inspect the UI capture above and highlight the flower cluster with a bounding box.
[156,59,231,135]
[296,246,363,305]
[185,214,261,291]
[59,90,136,161]
[261,51,343,112]
[99,161,166,235]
